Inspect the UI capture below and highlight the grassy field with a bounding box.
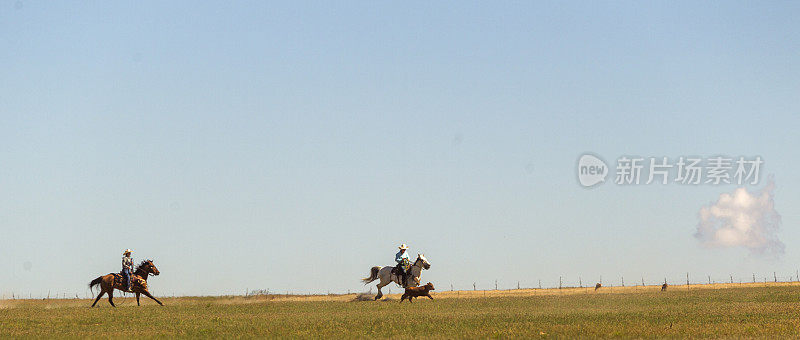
[2,283,800,338]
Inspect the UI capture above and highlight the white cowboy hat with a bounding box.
[398,244,408,250]
[123,249,132,254]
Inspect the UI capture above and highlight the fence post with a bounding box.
[559,276,562,289]
[686,273,690,291]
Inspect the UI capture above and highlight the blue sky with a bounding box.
[1,2,799,297]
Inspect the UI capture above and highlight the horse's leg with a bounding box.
[107,290,115,307]
[91,290,105,307]
[375,280,388,300]
[400,294,406,303]
[140,290,164,306]
[427,294,433,300]
[135,292,140,306]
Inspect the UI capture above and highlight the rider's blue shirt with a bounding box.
[395,250,410,264]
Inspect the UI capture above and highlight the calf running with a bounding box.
[400,282,435,303]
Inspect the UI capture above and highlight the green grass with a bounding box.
[2,286,800,338]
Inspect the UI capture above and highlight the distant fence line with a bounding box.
[452,271,800,292]
[3,271,800,300]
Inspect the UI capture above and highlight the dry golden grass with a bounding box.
[2,281,797,306]
[2,282,800,338]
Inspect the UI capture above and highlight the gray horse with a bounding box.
[362,254,431,300]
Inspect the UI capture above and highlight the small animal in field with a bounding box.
[661,283,668,291]
[595,283,602,291]
[400,282,434,303]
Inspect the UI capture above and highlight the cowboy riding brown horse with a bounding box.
[89,259,163,307]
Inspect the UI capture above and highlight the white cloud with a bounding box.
[694,179,783,256]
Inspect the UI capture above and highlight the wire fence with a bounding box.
[448,271,800,292]
[4,271,800,300]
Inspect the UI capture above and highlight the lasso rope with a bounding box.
[115,291,129,306]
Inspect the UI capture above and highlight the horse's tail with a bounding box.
[89,276,103,290]
[362,266,381,284]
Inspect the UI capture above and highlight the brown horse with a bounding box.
[89,260,163,307]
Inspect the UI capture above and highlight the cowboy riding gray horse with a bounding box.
[362,244,431,300]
